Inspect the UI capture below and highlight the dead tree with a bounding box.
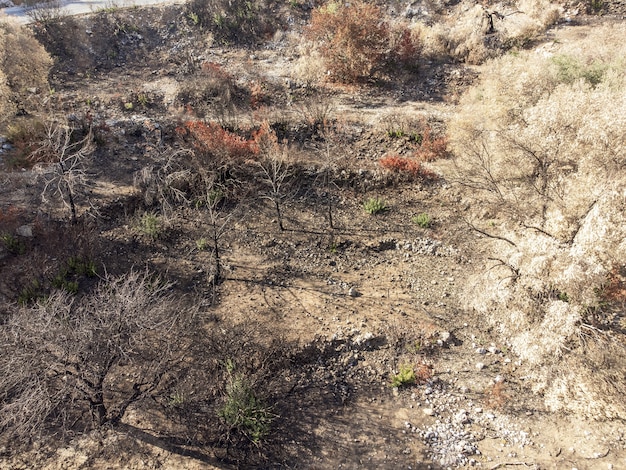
[256,148,295,231]
[32,118,95,224]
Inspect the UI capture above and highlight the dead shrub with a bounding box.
[418,0,560,64]
[307,1,420,83]
[4,117,47,168]
[452,24,626,419]
[176,62,246,122]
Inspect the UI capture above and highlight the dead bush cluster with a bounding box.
[0,271,198,443]
[305,0,421,83]
[176,62,249,123]
[450,24,626,419]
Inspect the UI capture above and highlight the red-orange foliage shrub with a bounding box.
[414,126,449,162]
[379,152,439,181]
[380,153,422,175]
[178,121,260,161]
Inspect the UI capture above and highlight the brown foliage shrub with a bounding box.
[307,1,420,83]
[486,381,509,410]
[177,62,246,121]
[414,362,434,384]
[0,19,52,126]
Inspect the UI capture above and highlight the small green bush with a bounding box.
[219,373,273,442]
[196,238,210,251]
[412,213,431,228]
[1,234,26,255]
[363,197,388,215]
[138,212,161,239]
[551,55,607,86]
[390,365,416,388]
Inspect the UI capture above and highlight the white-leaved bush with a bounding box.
[450,24,626,419]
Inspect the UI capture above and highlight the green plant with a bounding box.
[168,390,185,407]
[219,372,273,442]
[363,197,388,215]
[196,238,210,251]
[551,55,608,86]
[124,102,134,111]
[188,11,200,25]
[136,93,149,107]
[18,279,43,305]
[1,234,26,255]
[412,213,431,228]
[138,212,161,239]
[390,365,416,388]
[66,257,97,277]
[51,274,79,294]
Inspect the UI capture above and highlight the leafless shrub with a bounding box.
[26,0,66,24]
[0,271,198,445]
[133,130,195,215]
[256,137,296,231]
[31,118,95,223]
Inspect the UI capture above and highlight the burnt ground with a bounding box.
[1,3,626,469]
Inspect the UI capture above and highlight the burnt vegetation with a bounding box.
[1,0,625,468]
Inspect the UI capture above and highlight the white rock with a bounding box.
[423,408,435,416]
[16,225,33,238]
[476,362,485,370]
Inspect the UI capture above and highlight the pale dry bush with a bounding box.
[0,19,52,126]
[418,0,560,63]
[0,69,14,122]
[291,41,326,85]
[452,25,626,419]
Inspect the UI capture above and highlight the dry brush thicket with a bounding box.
[418,0,560,64]
[0,19,52,126]
[450,23,626,419]
[0,271,197,444]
